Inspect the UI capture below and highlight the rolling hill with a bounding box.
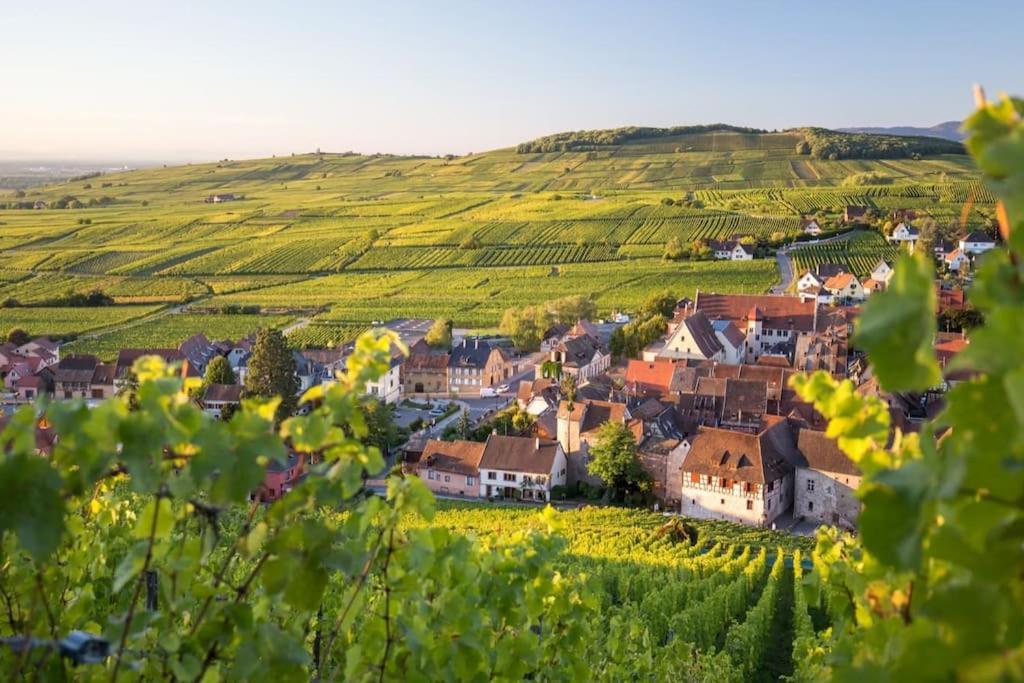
[837,121,965,141]
[0,126,991,352]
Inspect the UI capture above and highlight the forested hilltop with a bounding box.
[518,124,966,158]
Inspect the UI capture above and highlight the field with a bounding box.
[788,231,901,278]
[0,129,991,344]
[65,313,295,360]
[414,503,820,680]
[0,305,162,338]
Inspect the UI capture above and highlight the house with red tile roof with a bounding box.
[659,311,744,364]
[679,415,797,526]
[417,439,485,497]
[694,292,817,364]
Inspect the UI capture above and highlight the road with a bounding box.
[282,318,311,336]
[770,229,865,294]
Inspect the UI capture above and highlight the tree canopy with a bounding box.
[586,421,650,503]
[244,328,298,423]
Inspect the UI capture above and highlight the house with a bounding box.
[944,248,969,272]
[178,333,218,374]
[795,263,846,292]
[800,218,823,236]
[708,239,754,261]
[889,222,920,248]
[694,292,817,364]
[417,439,484,497]
[844,206,868,223]
[115,348,185,387]
[540,324,571,352]
[53,355,100,399]
[625,359,681,397]
[556,399,630,487]
[545,333,610,384]
[33,200,47,210]
[257,452,309,502]
[15,374,48,401]
[638,436,691,505]
[402,339,449,395]
[822,272,865,304]
[448,339,516,396]
[870,259,894,286]
[679,416,797,526]
[936,285,966,312]
[659,311,744,364]
[959,230,996,255]
[477,434,567,502]
[794,429,860,528]
[202,383,242,418]
[204,193,237,203]
[933,238,956,260]
[15,337,60,363]
[860,277,886,296]
[516,378,558,416]
[90,363,117,400]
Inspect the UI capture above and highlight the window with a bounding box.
[466,476,475,486]
[690,472,699,484]
[427,471,435,480]
[806,480,815,492]
[444,475,450,483]
[808,501,814,512]
[503,473,516,482]
[766,499,771,511]
[767,481,774,492]
[720,499,725,505]
[746,500,753,510]
[692,499,696,506]
[487,472,496,480]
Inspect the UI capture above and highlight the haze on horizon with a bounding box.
[3,0,1022,164]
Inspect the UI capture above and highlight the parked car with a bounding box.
[479,387,497,398]
[496,384,511,394]
[428,403,448,416]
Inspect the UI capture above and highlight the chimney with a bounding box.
[535,437,540,450]
[474,339,479,350]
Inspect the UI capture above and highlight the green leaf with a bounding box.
[854,253,941,392]
[134,497,174,540]
[0,452,66,560]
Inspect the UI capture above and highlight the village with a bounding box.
[0,205,990,534]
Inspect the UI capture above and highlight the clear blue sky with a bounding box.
[2,0,1021,162]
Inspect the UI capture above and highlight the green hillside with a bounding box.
[0,127,992,344]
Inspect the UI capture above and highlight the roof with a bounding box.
[54,355,98,384]
[796,429,859,476]
[449,339,504,368]
[91,363,116,385]
[935,335,968,366]
[723,378,767,416]
[682,311,724,358]
[962,230,995,243]
[203,383,243,402]
[16,375,46,389]
[517,378,554,402]
[420,439,485,476]
[823,272,857,291]
[845,205,868,218]
[557,399,626,433]
[944,248,966,262]
[711,319,746,348]
[814,263,847,279]
[478,434,560,475]
[683,419,797,484]
[626,359,678,392]
[696,293,816,333]
[555,334,606,369]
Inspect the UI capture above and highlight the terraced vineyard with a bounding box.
[413,504,821,681]
[0,128,992,341]
[788,231,901,278]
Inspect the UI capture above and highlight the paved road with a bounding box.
[282,318,311,336]
[771,229,866,294]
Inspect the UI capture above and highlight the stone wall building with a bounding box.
[793,429,861,528]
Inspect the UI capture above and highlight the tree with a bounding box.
[663,236,687,260]
[500,306,543,351]
[639,291,676,320]
[360,399,401,460]
[459,234,481,249]
[586,421,650,503]
[540,359,562,379]
[244,328,299,423]
[7,327,30,347]
[424,319,453,349]
[559,374,577,403]
[203,355,236,386]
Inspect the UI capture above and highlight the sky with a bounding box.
[2,0,1022,163]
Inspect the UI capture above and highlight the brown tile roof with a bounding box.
[518,378,554,402]
[203,383,242,402]
[682,311,724,358]
[723,378,767,417]
[556,399,626,434]
[683,419,796,484]
[91,363,116,385]
[696,293,816,333]
[695,376,727,397]
[555,334,606,369]
[420,439,485,477]
[626,359,679,393]
[796,429,859,476]
[55,355,99,385]
[479,434,560,475]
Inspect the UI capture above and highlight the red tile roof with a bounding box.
[696,294,816,333]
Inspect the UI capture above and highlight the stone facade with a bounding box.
[794,468,861,527]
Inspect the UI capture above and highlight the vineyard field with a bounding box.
[788,231,901,279]
[0,305,162,337]
[0,128,992,338]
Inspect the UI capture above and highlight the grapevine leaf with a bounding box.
[0,452,65,561]
[854,253,941,392]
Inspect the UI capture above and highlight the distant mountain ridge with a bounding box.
[837,121,964,142]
